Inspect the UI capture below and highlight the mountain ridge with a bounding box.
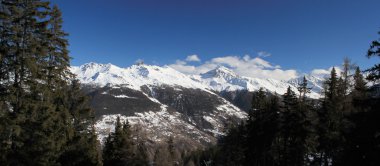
[71,62,324,98]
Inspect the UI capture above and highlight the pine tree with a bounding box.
[339,58,356,115]
[297,76,312,101]
[317,67,345,165]
[59,126,102,166]
[103,117,136,166]
[124,120,149,166]
[351,67,368,112]
[279,87,296,164]
[218,124,246,165]
[45,5,71,87]
[341,58,354,95]
[245,88,279,166]
[58,80,102,166]
[249,88,267,121]
[165,136,182,165]
[338,66,373,165]
[153,144,172,166]
[279,86,316,166]
[366,31,380,82]
[338,31,380,166]
[0,1,101,165]
[0,1,68,164]
[279,87,301,166]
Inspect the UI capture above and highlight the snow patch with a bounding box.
[95,107,214,144]
[113,95,138,99]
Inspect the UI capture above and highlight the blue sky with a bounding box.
[52,0,379,76]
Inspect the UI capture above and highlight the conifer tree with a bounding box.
[249,88,267,121]
[279,87,301,165]
[153,145,172,166]
[280,87,298,162]
[245,88,279,166]
[58,81,102,166]
[341,58,354,95]
[338,58,356,115]
[339,31,380,166]
[317,67,345,165]
[279,86,315,166]
[0,1,101,165]
[218,124,246,165]
[164,136,182,165]
[297,76,312,101]
[366,31,380,82]
[351,67,368,112]
[103,117,136,166]
[0,1,68,164]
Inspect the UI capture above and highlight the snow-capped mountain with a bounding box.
[71,62,246,147]
[70,62,210,92]
[190,66,322,98]
[71,62,323,98]
[287,75,326,95]
[70,62,324,148]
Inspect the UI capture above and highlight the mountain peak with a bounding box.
[81,62,111,68]
[128,64,165,78]
[201,66,237,79]
[78,62,118,73]
[215,66,235,74]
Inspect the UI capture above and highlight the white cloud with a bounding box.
[311,69,330,76]
[135,59,144,64]
[175,60,187,65]
[168,53,346,82]
[169,63,197,75]
[258,51,271,58]
[169,54,299,81]
[185,54,201,62]
[311,67,342,77]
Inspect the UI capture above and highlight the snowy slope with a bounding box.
[72,63,247,145]
[91,84,246,145]
[71,62,323,98]
[71,62,210,92]
[95,97,246,144]
[287,75,325,96]
[95,107,216,145]
[191,66,322,98]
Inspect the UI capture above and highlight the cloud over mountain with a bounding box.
[169,54,299,81]
[311,66,342,78]
[185,54,201,62]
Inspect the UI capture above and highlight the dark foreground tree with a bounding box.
[103,117,148,166]
[316,67,346,165]
[245,89,280,166]
[366,31,380,82]
[276,86,315,166]
[0,0,101,165]
[337,31,380,166]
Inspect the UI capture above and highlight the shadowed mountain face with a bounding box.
[85,84,243,129]
[83,85,162,117]
[219,90,254,112]
[84,84,246,147]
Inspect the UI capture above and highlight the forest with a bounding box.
[0,0,379,166]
